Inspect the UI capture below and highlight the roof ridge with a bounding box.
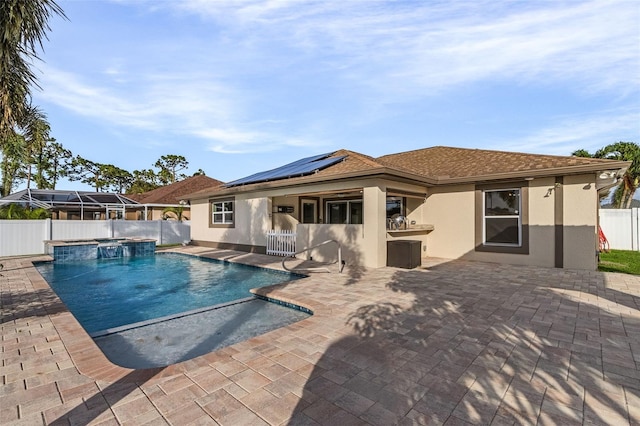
[378,145,618,164]
[334,149,385,168]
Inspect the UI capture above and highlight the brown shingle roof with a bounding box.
[184,146,630,199]
[376,146,622,180]
[310,149,385,176]
[128,175,223,204]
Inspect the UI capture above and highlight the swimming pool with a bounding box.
[36,253,304,334]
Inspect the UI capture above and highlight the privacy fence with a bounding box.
[0,220,190,257]
[599,208,639,251]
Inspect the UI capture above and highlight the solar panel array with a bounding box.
[225,152,346,187]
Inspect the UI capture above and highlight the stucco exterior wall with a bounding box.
[562,174,598,270]
[422,184,476,259]
[190,173,599,270]
[421,175,598,270]
[190,194,271,250]
[285,182,390,268]
[465,178,556,268]
[272,196,298,231]
[296,224,366,266]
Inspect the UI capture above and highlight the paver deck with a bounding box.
[1,246,639,425]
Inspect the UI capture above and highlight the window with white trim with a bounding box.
[483,189,521,246]
[211,199,234,225]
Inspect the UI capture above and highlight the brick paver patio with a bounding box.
[1,246,639,425]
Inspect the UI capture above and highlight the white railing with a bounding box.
[266,229,296,256]
[0,219,191,257]
[599,208,639,251]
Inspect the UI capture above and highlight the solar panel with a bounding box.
[226,152,346,187]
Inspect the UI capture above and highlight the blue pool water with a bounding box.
[36,253,303,334]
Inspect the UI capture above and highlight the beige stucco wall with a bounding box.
[190,178,426,267]
[421,175,598,270]
[296,224,366,266]
[149,209,164,221]
[271,196,298,231]
[562,174,598,270]
[190,173,599,270]
[295,182,397,268]
[190,194,271,249]
[421,184,475,259]
[464,178,557,268]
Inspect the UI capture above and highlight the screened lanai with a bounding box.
[0,189,143,220]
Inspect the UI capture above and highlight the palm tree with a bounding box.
[0,0,65,139]
[0,203,49,219]
[1,131,26,196]
[20,104,50,189]
[162,206,186,221]
[0,104,52,195]
[1,1,65,196]
[573,141,640,208]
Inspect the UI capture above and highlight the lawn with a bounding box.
[599,249,640,275]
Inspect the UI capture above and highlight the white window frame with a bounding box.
[211,199,234,225]
[483,188,521,247]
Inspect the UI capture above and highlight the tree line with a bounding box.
[0,1,205,197]
[1,117,198,196]
[1,0,65,197]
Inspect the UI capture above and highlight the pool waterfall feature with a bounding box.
[45,238,156,261]
[98,241,124,259]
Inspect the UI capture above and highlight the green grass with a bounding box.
[599,249,640,275]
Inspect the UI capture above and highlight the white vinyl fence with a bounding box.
[0,219,190,257]
[266,230,296,256]
[599,208,639,251]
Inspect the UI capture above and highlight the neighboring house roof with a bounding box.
[128,175,223,205]
[184,146,630,199]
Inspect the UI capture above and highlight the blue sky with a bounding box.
[28,0,640,191]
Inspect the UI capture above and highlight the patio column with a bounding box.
[363,184,387,268]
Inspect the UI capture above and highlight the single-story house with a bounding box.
[127,175,223,220]
[184,146,630,270]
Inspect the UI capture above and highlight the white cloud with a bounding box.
[38,64,323,153]
[39,65,228,132]
[38,0,639,157]
[197,127,321,154]
[495,108,640,156]
[167,0,639,98]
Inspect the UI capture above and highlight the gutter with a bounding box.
[432,160,631,185]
